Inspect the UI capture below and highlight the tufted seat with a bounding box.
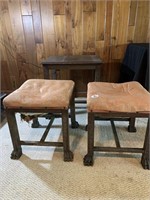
[3,79,75,109]
[84,81,150,169]
[3,79,78,161]
[87,81,150,113]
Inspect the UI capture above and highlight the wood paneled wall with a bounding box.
[0,0,149,93]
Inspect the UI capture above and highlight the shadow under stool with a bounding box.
[3,79,79,161]
[84,81,150,169]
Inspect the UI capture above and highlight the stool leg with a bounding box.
[128,117,136,132]
[6,111,22,159]
[141,118,150,169]
[62,110,73,161]
[84,113,94,166]
[70,95,79,128]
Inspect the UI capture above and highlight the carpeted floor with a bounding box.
[0,104,150,200]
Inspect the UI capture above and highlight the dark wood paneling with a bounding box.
[129,0,137,26]
[0,0,149,93]
[134,1,149,42]
[31,0,43,44]
[22,15,37,79]
[83,11,96,54]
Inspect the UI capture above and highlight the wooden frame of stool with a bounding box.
[5,95,79,162]
[84,112,150,169]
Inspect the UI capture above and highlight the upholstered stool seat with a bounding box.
[3,79,79,161]
[84,81,150,169]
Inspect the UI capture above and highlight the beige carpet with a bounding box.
[0,105,150,200]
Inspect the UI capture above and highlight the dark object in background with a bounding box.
[119,43,149,91]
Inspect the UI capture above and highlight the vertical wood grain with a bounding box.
[0,3,12,91]
[71,0,83,55]
[0,0,149,93]
[36,43,45,78]
[102,0,113,82]
[96,1,105,41]
[40,0,56,57]
[134,1,149,42]
[8,0,28,86]
[31,0,43,43]
[103,0,112,62]
[0,1,19,89]
[116,1,130,45]
[54,15,66,55]
[127,26,135,43]
[83,11,96,54]
[22,15,37,78]
[129,0,137,26]
[65,0,72,55]
[147,20,150,42]
[20,0,32,15]
[83,1,96,12]
[53,0,65,15]
[111,0,130,60]
[1,61,12,91]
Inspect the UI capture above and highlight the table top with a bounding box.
[41,55,102,65]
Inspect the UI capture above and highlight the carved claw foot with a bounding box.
[71,121,79,129]
[141,158,150,170]
[32,119,40,128]
[11,149,22,160]
[83,154,94,166]
[64,150,73,161]
[128,125,136,132]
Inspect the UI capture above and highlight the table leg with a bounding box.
[51,69,57,79]
[95,66,101,81]
[43,65,50,79]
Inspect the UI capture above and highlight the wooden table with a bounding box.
[33,55,102,128]
[42,55,103,81]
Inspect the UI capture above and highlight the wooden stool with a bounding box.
[84,81,150,169]
[3,79,79,161]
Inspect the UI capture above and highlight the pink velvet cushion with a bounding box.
[87,81,150,113]
[3,79,75,109]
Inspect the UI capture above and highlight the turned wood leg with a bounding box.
[128,117,136,132]
[70,95,79,128]
[62,110,73,161]
[84,113,94,166]
[6,110,22,159]
[141,118,150,169]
